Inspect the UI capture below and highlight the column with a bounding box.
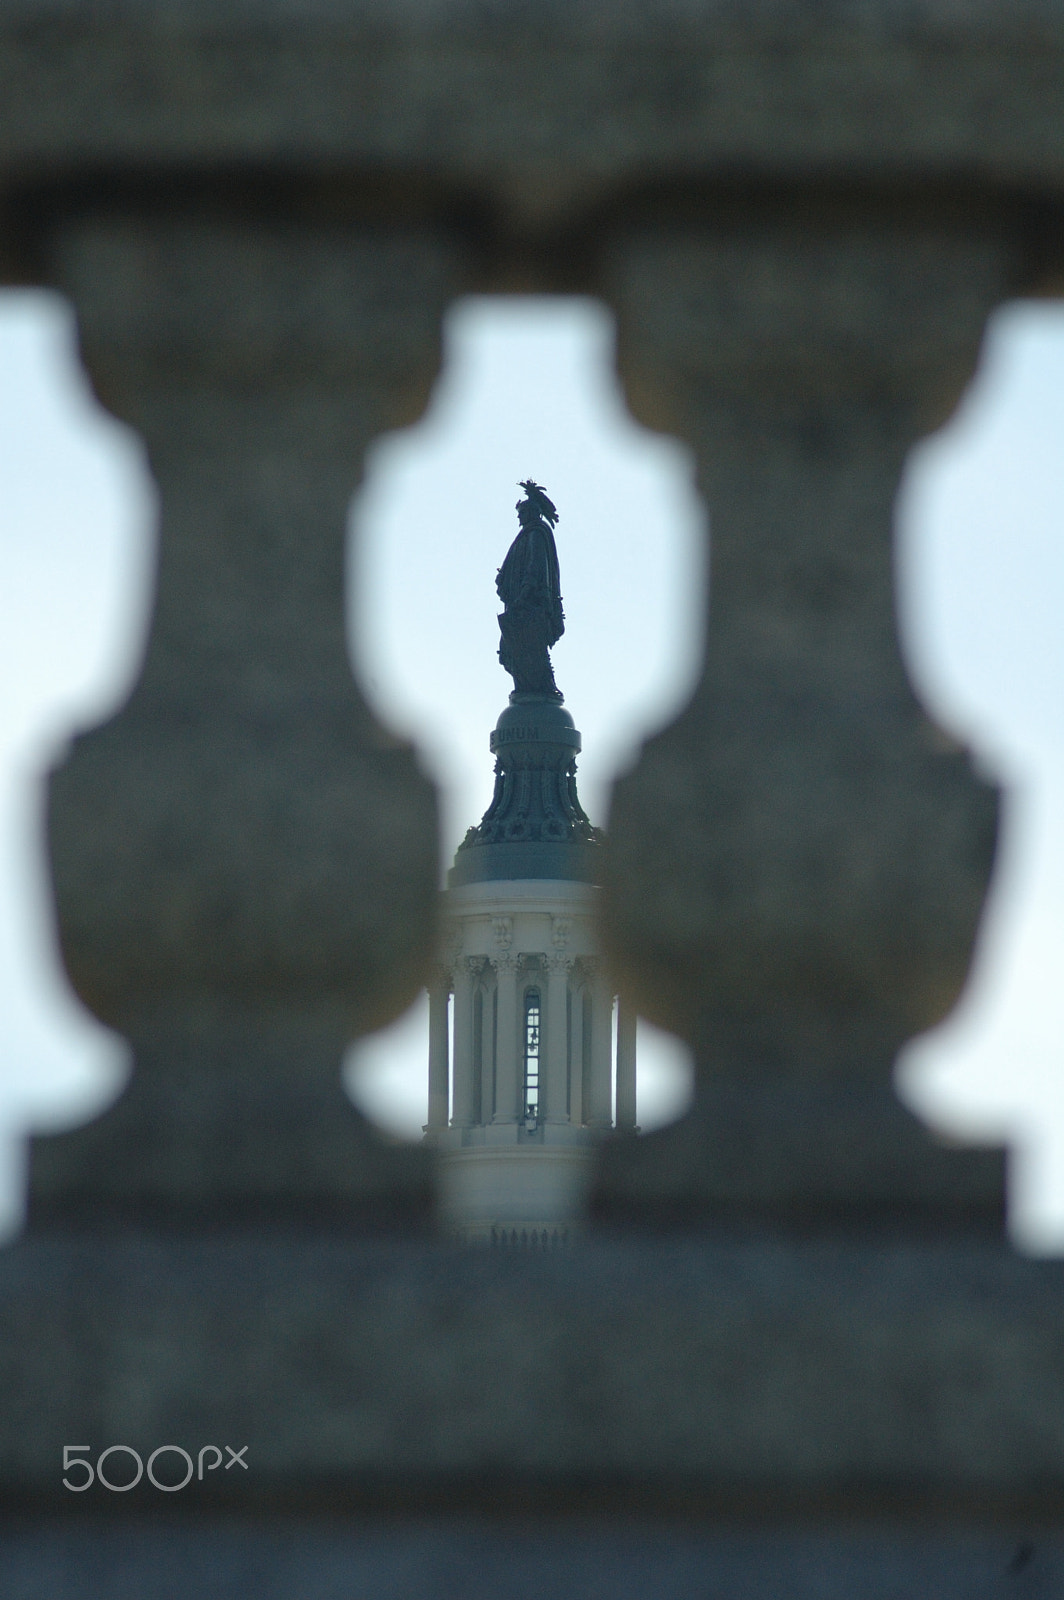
[492,954,520,1125]
[543,953,572,1126]
[426,966,451,1133]
[450,957,483,1129]
[585,959,614,1130]
[615,996,638,1133]
[479,970,496,1125]
[29,215,461,1229]
[595,215,1010,1229]
[569,981,585,1129]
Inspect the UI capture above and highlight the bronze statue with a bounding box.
[496,480,565,698]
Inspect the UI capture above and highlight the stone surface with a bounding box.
[1,1234,1064,1510]
[436,1148,592,1244]
[1,1519,1061,1600]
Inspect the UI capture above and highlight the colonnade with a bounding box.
[426,952,637,1137]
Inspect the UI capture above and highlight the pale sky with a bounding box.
[0,289,1062,1248]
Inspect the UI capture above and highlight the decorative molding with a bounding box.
[449,953,487,987]
[551,916,571,951]
[491,915,513,952]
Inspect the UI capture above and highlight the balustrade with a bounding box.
[0,7,1062,1590]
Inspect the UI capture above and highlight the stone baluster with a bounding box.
[543,951,573,1125]
[615,996,638,1133]
[426,965,452,1135]
[584,958,614,1131]
[29,214,461,1230]
[596,213,1014,1229]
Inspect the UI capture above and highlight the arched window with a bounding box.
[523,988,541,1124]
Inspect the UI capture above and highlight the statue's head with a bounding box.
[517,479,559,529]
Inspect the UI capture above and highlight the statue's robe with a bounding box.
[496,517,564,696]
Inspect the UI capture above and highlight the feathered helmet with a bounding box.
[517,480,559,527]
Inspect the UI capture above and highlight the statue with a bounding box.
[451,478,604,885]
[496,480,565,698]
